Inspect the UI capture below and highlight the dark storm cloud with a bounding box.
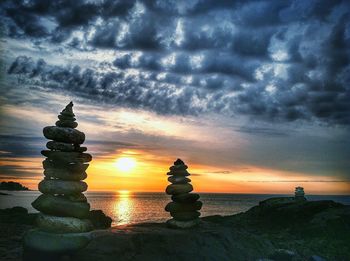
[2,0,350,125]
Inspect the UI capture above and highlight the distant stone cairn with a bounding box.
[165,159,202,228]
[24,102,93,253]
[295,186,306,201]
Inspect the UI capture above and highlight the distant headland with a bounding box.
[0,181,30,191]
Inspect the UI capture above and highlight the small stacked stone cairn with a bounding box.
[24,102,93,254]
[295,186,306,201]
[165,159,202,228]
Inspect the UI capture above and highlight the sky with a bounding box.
[0,0,349,194]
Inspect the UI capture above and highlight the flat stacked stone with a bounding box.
[165,159,202,228]
[25,102,92,254]
[295,186,306,202]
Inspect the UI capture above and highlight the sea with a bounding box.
[1,191,349,226]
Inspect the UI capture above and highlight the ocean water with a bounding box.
[1,191,349,226]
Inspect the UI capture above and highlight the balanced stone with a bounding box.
[56,120,78,128]
[41,150,92,163]
[167,169,190,176]
[36,214,93,233]
[32,194,90,218]
[172,193,200,203]
[43,159,89,173]
[166,183,193,195]
[43,126,85,144]
[39,180,87,195]
[44,169,87,181]
[46,141,87,152]
[63,193,87,202]
[170,165,188,171]
[25,102,97,255]
[58,115,76,121]
[170,211,201,221]
[168,176,191,184]
[166,218,200,229]
[165,159,202,229]
[60,101,75,117]
[165,201,202,212]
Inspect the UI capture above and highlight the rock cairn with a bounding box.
[295,186,306,201]
[165,159,202,228]
[25,102,93,253]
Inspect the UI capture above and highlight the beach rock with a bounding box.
[56,120,78,128]
[170,211,201,221]
[58,114,76,121]
[88,210,112,229]
[167,169,190,176]
[44,169,87,181]
[166,218,200,228]
[46,141,75,151]
[23,229,91,253]
[174,158,185,165]
[168,176,191,184]
[38,180,87,195]
[41,150,92,163]
[169,164,188,171]
[62,193,88,202]
[43,126,85,144]
[165,201,203,212]
[36,214,93,233]
[43,159,89,173]
[60,101,75,116]
[172,193,200,203]
[32,194,90,218]
[46,141,87,152]
[166,183,193,195]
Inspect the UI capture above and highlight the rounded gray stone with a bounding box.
[36,214,93,233]
[41,150,92,163]
[39,180,88,195]
[172,193,200,203]
[165,201,202,212]
[43,159,89,173]
[44,168,87,181]
[32,194,90,218]
[166,218,200,229]
[62,193,87,202]
[46,141,87,152]
[56,120,78,128]
[166,183,193,195]
[168,176,191,184]
[169,165,188,171]
[170,211,201,221]
[58,114,76,121]
[43,126,85,144]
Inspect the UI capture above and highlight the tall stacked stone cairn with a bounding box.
[24,102,93,254]
[165,159,202,228]
[295,186,306,202]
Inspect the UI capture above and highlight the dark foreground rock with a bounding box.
[1,199,350,261]
[74,199,350,261]
[0,207,112,260]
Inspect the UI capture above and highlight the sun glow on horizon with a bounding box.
[114,157,137,172]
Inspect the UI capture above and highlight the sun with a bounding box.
[115,157,137,172]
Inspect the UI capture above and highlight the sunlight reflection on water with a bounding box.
[113,191,132,225]
[1,191,349,226]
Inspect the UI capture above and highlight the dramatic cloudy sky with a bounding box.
[0,0,349,194]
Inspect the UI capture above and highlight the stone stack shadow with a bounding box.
[165,159,202,228]
[24,102,93,253]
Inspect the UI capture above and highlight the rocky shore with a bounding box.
[0,197,349,261]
